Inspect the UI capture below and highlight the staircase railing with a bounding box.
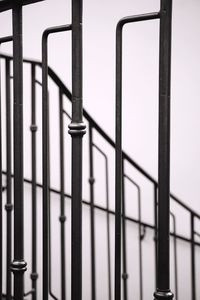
[0,51,200,300]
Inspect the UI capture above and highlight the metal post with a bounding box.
[30,63,38,300]
[154,0,173,299]
[42,27,50,300]
[0,46,2,300]
[5,58,13,300]
[59,90,66,300]
[88,125,96,300]
[42,24,71,300]
[123,174,143,300]
[92,143,112,300]
[170,212,178,300]
[68,1,86,300]
[115,19,123,300]
[115,12,160,300]
[11,3,27,300]
[122,159,128,300]
[154,184,158,289]
[191,213,196,300]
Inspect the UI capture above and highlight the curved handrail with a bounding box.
[1,53,199,221]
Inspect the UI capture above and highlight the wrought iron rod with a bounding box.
[88,125,96,300]
[154,184,158,289]
[92,142,112,300]
[0,45,2,300]
[122,160,128,300]
[42,24,71,300]
[123,174,143,300]
[30,63,38,300]
[5,58,13,300]
[115,11,160,300]
[170,212,178,300]
[11,4,27,300]
[191,213,196,300]
[59,90,66,300]
[0,36,13,44]
[68,2,86,300]
[154,0,173,299]
[0,38,13,300]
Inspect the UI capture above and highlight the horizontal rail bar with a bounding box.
[1,171,199,247]
[0,36,13,44]
[43,24,72,39]
[117,12,160,29]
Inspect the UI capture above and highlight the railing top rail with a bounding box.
[1,53,199,220]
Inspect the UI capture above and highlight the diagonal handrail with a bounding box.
[0,52,199,221]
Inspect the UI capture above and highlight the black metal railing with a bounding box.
[0,1,200,300]
[1,48,200,299]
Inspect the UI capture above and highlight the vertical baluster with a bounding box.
[11,3,27,300]
[170,212,178,300]
[59,90,66,300]
[92,143,112,300]
[88,124,96,300]
[154,0,173,299]
[68,1,86,300]
[191,213,196,300]
[30,63,38,300]
[122,158,128,300]
[115,19,123,300]
[124,174,144,300]
[105,150,112,300]
[5,58,13,300]
[0,44,3,300]
[154,184,158,289]
[42,24,71,300]
[138,185,143,300]
[42,28,50,300]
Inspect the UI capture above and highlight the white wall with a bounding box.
[0,0,200,299]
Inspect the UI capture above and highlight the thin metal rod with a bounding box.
[42,23,71,300]
[68,2,86,300]
[30,64,38,300]
[154,0,173,299]
[122,160,128,300]
[124,174,143,300]
[115,11,160,300]
[5,58,13,300]
[11,4,27,300]
[154,184,158,289]
[0,36,13,44]
[59,90,66,300]
[191,213,196,300]
[0,45,2,300]
[170,212,178,300]
[92,142,112,300]
[88,125,96,300]
[47,91,58,300]
[0,40,13,300]
[63,109,72,120]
